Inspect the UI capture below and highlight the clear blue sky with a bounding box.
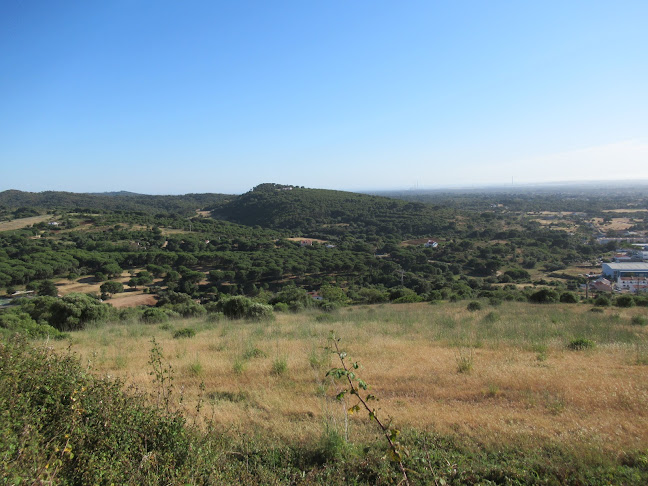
[1,1,647,194]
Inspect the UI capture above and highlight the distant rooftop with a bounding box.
[602,263,648,270]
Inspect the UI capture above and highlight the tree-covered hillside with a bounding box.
[0,190,232,216]
[213,183,458,239]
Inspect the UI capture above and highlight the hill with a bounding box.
[0,190,232,215]
[213,183,458,239]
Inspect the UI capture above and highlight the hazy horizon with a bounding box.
[2,1,647,194]
[3,177,648,198]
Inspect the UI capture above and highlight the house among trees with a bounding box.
[300,240,312,246]
[424,240,438,248]
[591,277,613,293]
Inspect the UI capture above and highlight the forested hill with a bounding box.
[212,183,458,239]
[0,190,232,215]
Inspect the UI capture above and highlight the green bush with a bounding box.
[488,296,503,306]
[631,315,648,326]
[466,301,482,311]
[559,292,579,304]
[594,295,611,307]
[16,293,113,331]
[173,327,196,339]
[249,303,274,320]
[0,336,191,485]
[567,338,596,350]
[318,301,340,313]
[528,288,559,304]
[615,295,635,308]
[273,302,290,312]
[0,310,66,339]
[271,356,288,375]
[218,296,274,320]
[142,307,169,324]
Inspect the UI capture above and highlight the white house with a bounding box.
[617,276,648,293]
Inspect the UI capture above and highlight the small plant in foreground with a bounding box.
[271,355,288,375]
[173,327,196,339]
[482,311,499,323]
[243,344,267,360]
[567,338,596,351]
[232,357,246,375]
[188,359,203,376]
[631,315,647,326]
[455,348,474,374]
[148,338,175,412]
[484,383,500,398]
[326,331,410,486]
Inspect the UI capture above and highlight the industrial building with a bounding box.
[601,262,648,280]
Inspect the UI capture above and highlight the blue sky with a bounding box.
[1,1,647,194]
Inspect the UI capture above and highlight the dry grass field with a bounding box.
[286,237,328,244]
[53,302,648,456]
[0,215,51,231]
[592,217,636,232]
[603,209,648,213]
[55,272,163,306]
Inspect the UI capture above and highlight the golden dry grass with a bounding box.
[0,215,51,231]
[286,237,328,244]
[53,302,648,453]
[591,217,635,231]
[55,272,161,308]
[603,208,648,213]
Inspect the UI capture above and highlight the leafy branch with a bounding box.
[326,331,410,486]
[148,338,175,413]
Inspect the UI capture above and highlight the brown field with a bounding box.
[603,208,648,213]
[286,237,328,244]
[592,217,635,231]
[53,302,648,453]
[0,215,51,231]
[56,272,163,308]
[400,238,438,246]
[108,292,157,308]
[160,227,189,235]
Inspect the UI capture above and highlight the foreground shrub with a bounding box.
[0,310,66,339]
[631,315,648,326]
[0,336,191,485]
